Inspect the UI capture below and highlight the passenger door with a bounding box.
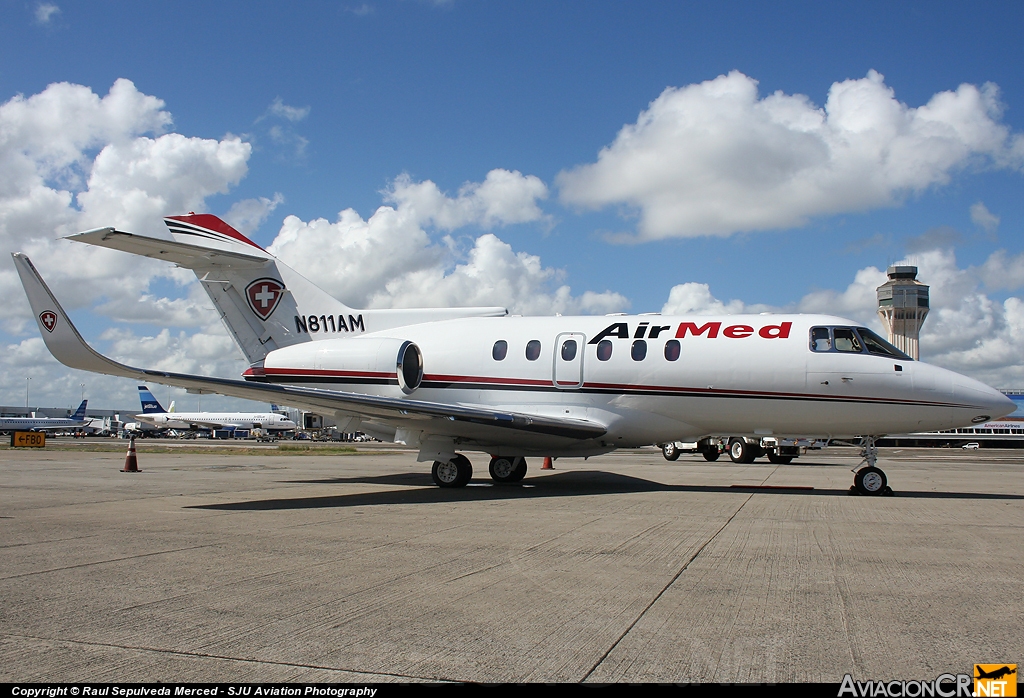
[553,333,585,389]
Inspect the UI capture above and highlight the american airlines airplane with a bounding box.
[133,385,296,432]
[12,214,1015,495]
[0,399,88,432]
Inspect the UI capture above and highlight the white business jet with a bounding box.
[12,214,1014,495]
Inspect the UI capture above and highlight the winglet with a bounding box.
[11,253,142,380]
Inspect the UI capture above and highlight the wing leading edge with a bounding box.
[12,253,607,448]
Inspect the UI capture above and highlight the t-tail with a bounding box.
[70,399,88,421]
[67,214,507,368]
[138,386,167,414]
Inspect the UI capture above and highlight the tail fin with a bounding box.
[67,214,507,366]
[168,401,176,413]
[271,404,280,412]
[138,386,167,414]
[71,399,88,421]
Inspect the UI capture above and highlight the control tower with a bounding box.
[876,265,929,360]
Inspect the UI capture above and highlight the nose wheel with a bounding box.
[849,437,894,496]
[853,466,888,495]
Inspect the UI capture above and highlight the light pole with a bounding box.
[81,383,85,401]
[25,377,30,410]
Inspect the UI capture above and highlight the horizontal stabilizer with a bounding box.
[67,228,271,270]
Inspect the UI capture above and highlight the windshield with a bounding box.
[855,327,912,360]
[809,326,913,360]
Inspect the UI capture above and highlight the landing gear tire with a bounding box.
[767,454,793,464]
[854,466,887,496]
[703,449,720,462]
[489,456,526,483]
[662,443,681,461]
[432,454,472,488]
[729,438,756,464]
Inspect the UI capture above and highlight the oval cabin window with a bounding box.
[664,339,680,361]
[492,340,508,361]
[526,340,541,361]
[561,339,578,361]
[597,339,613,361]
[631,340,647,361]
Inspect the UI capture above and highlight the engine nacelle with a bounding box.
[260,336,424,394]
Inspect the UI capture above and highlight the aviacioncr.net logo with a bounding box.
[839,673,973,697]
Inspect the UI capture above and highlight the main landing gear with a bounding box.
[430,454,528,487]
[850,437,893,496]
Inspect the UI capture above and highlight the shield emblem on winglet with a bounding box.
[39,311,57,333]
[245,278,285,320]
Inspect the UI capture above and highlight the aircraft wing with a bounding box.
[12,253,607,447]
[66,228,271,270]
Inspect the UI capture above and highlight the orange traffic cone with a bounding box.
[121,436,140,472]
[541,456,553,470]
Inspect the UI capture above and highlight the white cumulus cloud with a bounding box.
[34,3,60,24]
[558,70,1024,241]
[970,201,1000,231]
[268,170,622,315]
[0,79,255,406]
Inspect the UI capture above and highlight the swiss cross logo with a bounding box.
[245,278,285,320]
[39,311,57,333]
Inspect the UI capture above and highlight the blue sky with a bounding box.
[2,0,1023,410]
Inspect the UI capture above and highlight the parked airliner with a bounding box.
[13,214,1015,494]
[134,386,296,432]
[0,400,88,432]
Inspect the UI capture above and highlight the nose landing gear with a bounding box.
[850,437,893,496]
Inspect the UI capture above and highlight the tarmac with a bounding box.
[1,441,1022,683]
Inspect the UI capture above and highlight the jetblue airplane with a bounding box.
[12,214,1015,494]
[134,385,296,432]
[0,400,88,432]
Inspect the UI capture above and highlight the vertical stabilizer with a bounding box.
[70,400,88,421]
[138,386,166,414]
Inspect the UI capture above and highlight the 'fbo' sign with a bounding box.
[11,431,46,448]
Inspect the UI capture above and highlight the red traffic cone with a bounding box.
[121,436,140,472]
[541,456,553,470]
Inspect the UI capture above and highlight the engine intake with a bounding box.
[261,336,424,393]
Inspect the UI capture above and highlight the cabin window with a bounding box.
[526,340,541,361]
[664,339,680,361]
[596,339,613,361]
[492,340,508,361]
[810,327,831,352]
[561,339,578,361]
[833,328,862,353]
[631,339,647,361]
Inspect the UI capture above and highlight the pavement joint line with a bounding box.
[0,544,219,581]
[579,492,756,682]
[1,633,452,683]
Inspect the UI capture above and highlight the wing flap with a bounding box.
[12,253,607,445]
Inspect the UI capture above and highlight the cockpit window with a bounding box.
[810,327,831,352]
[832,328,862,353]
[809,325,913,360]
[856,327,912,360]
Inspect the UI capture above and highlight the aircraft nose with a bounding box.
[954,375,1016,421]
